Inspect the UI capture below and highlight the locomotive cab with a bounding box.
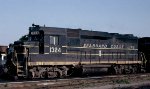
[29,24,44,54]
[6,24,45,78]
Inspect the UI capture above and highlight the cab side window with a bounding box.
[50,36,59,45]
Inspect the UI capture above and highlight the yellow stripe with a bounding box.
[22,45,137,50]
[29,52,138,56]
[62,46,138,50]
[44,53,49,54]
[22,45,39,47]
[28,52,138,56]
[22,45,49,48]
[62,53,137,56]
[29,53,39,54]
[21,45,138,51]
[28,61,142,66]
[16,53,26,54]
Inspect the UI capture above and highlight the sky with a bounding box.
[0,0,150,45]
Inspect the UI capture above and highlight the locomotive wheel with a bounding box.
[47,72,51,78]
[40,71,46,78]
[53,67,63,78]
[129,69,134,74]
[56,70,63,78]
[46,69,63,78]
[12,76,18,81]
[47,71,57,78]
[61,66,68,77]
[28,71,35,79]
[47,71,60,78]
[108,66,116,75]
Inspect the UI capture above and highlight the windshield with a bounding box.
[29,31,40,41]
[29,35,40,41]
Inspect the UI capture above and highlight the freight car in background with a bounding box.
[0,46,7,66]
[5,24,146,79]
[0,46,7,77]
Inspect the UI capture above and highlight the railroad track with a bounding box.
[0,73,150,89]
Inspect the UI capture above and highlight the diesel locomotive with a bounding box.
[4,24,148,79]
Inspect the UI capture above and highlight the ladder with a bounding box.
[16,48,29,78]
[140,52,147,68]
